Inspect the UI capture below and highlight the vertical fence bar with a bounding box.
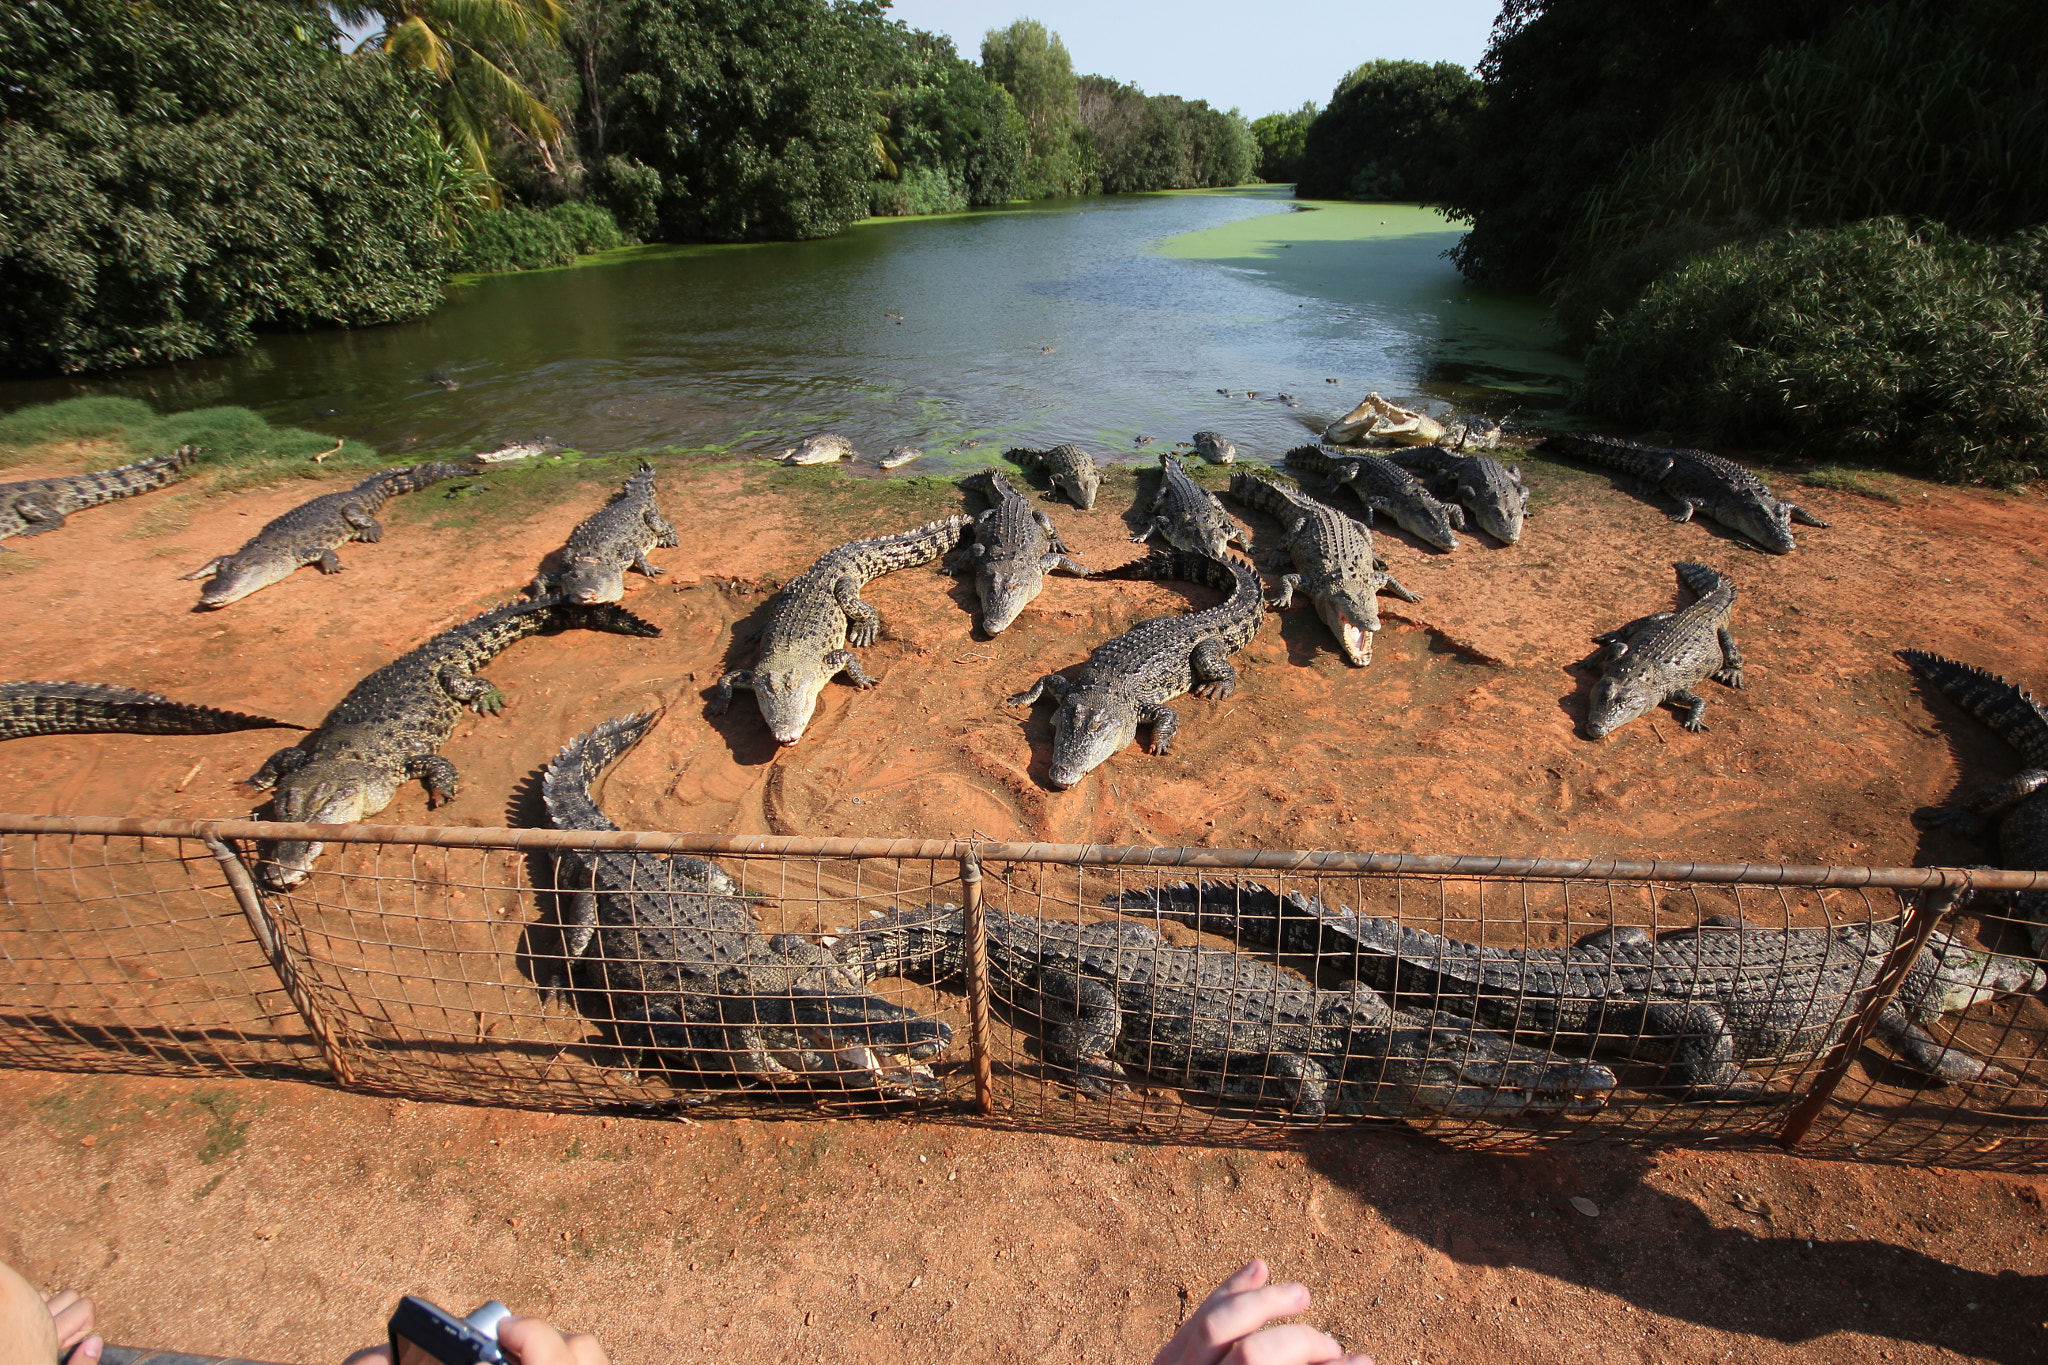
[960,848,994,1116]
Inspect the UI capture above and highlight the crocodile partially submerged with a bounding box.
[0,446,196,545]
[1113,881,2044,1098]
[0,681,297,740]
[542,713,951,1092]
[1284,444,1463,551]
[960,468,1088,635]
[1583,561,1743,739]
[1227,472,1419,667]
[1387,447,1529,545]
[1132,453,1251,558]
[781,434,856,465]
[528,463,677,604]
[1900,649,2048,954]
[182,462,469,608]
[251,597,661,888]
[830,900,1615,1118]
[1008,549,1265,789]
[711,515,972,745]
[1191,431,1239,464]
[1005,445,1102,511]
[1540,433,1827,554]
[1325,393,1446,448]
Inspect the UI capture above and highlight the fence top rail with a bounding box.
[2,812,2044,892]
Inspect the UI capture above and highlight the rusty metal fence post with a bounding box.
[959,847,994,1116]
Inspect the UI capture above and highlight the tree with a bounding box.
[980,19,1091,196]
[1295,60,1480,202]
[867,24,1027,212]
[1250,104,1316,183]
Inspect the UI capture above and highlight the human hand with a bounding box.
[41,1287,101,1364]
[341,1314,610,1365]
[1153,1259,1371,1365]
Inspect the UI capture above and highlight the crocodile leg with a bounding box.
[1143,702,1181,754]
[648,510,680,547]
[1668,688,1710,731]
[1006,673,1071,708]
[1189,637,1239,699]
[249,745,313,789]
[630,551,666,577]
[405,753,461,806]
[437,665,507,715]
[1129,515,1171,545]
[1790,503,1830,527]
[1269,574,1303,610]
[834,577,882,647]
[179,556,230,582]
[11,494,65,535]
[1605,1000,1755,1097]
[1714,627,1746,688]
[1380,574,1422,603]
[1963,768,2048,817]
[1040,551,1090,576]
[1668,497,1702,525]
[1873,1002,2014,1084]
[1032,966,1127,1095]
[826,649,878,689]
[708,669,754,715]
[313,549,344,574]
[343,508,384,543]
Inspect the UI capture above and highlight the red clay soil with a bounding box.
[1,446,2045,1362]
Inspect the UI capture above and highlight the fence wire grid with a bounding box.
[2,816,2044,1169]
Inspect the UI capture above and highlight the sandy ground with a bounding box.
[1,443,2045,1362]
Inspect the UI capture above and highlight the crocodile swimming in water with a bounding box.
[1191,431,1239,464]
[0,681,297,740]
[959,468,1088,635]
[830,899,1615,1118]
[0,446,197,545]
[1900,649,2048,955]
[711,515,972,745]
[528,463,677,604]
[182,463,469,608]
[1113,881,2045,1098]
[542,712,952,1093]
[1004,444,1103,511]
[1386,447,1529,545]
[1131,453,1251,559]
[1226,472,1419,667]
[250,597,661,889]
[1582,561,1743,739]
[1540,432,1827,554]
[1284,444,1463,551]
[1008,549,1265,789]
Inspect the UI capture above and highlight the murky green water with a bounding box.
[0,187,1576,472]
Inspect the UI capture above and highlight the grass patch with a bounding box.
[1800,465,1903,503]
[0,397,385,482]
[189,1088,252,1164]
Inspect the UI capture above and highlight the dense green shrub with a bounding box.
[869,167,969,217]
[1250,105,1316,184]
[455,202,626,272]
[0,0,450,375]
[868,28,1027,213]
[1296,60,1480,202]
[592,156,663,239]
[1580,218,2048,484]
[1077,78,1256,194]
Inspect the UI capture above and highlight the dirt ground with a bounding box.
[1,443,2045,1362]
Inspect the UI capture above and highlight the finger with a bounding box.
[1221,1323,1351,1365]
[499,1316,578,1365]
[339,1348,392,1365]
[50,1294,97,1351]
[73,1336,104,1364]
[42,1288,78,1311]
[564,1331,612,1365]
[1192,1281,1314,1349]
[1201,1260,1270,1307]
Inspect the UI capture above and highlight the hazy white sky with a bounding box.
[883,0,1504,118]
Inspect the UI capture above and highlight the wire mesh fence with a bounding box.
[2,815,2043,1169]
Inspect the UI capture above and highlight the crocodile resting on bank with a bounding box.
[1901,649,2048,955]
[1227,471,1419,667]
[1113,882,2044,1099]
[0,681,297,740]
[1284,444,1463,551]
[1004,444,1102,511]
[1008,549,1265,789]
[1583,561,1743,739]
[250,596,661,889]
[529,462,678,604]
[830,900,1615,1118]
[960,468,1088,635]
[182,462,469,608]
[711,515,972,745]
[1131,452,1251,559]
[0,445,197,545]
[542,713,952,1093]
[1386,446,1530,545]
[1540,432,1828,554]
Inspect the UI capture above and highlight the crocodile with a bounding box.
[1131,453,1252,558]
[959,468,1088,635]
[0,681,297,740]
[1325,393,1446,447]
[1284,444,1463,551]
[782,434,855,465]
[1112,881,2045,1098]
[0,446,196,545]
[250,597,661,889]
[829,900,1615,1118]
[181,462,469,608]
[542,712,952,1092]
[1539,432,1828,554]
[1004,444,1102,511]
[711,515,972,745]
[1226,472,1419,667]
[878,445,924,470]
[1386,447,1529,545]
[1582,561,1743,739]
[1007,549,1265,789]
[1900,649,2048,954]
[528,463,677,604]
[1191,431,1239,464]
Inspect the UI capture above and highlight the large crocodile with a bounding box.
[182,462,469,608]
[1226,471,1419,667]
[250,597,661,889]
[1113,881,2045,1098]
[1540,432,1827,554]
[830,900,1615,1118]
[960,468,1088,635]
[0,446,196,545]
[1900,649,2048,954]
[1386,447,1529,545]
[711,515,972,745]
[1007,549,1265,789]
[1284,444,1463,551]
[1191,431,1239,465]
[1004,444,1102,511]
[1583,561,1743,739]
[1131,453,1251,558]
[0,681,297,740]
[528,462,677,604]
[542,712,952,1092]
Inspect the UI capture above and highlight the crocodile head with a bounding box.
[976,566,1038,635]
[828,903,966,981]
[194,559,296,609]
[1583,669,1661,739]
[1050,448,1100,510]
[261,761,397,888]
[1313,587,1382,666]
[752,666,835,746]
[1342,1007,1616,1118]
[1719,496,1798,554]
[1900,929,2047,1018]
[553,554,627,605]
[1047,689,1142,789]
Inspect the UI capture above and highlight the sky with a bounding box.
[881,0,1505,118]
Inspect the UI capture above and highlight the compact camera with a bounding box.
[387,1296,515,1365]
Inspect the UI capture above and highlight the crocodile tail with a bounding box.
[618,461,659,500]
[830,514,974,577]
[542,712,659,832]
[79,445,196,502]
[1539,432,1663,477]
[1227,470,1309,518]
[1900,650,2048,768]
[1674,561,1735,605]
[541,600,664,637]
[1089,548,1255,597]
[1283,444,1351,480]
[971,466,1019,500]
[0,681,299,739]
